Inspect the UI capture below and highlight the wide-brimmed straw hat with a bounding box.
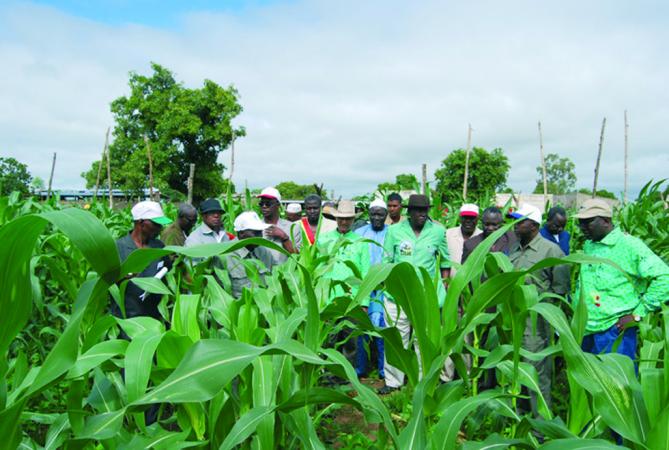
[331,200,360,218]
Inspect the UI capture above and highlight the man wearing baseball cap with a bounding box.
[508,203,570,415]
[257,187,301,265]
[224,211,274,298]
[185,198,230,248]
[113,201,173,320]
[576,198,669,361]
[446,203,482,278]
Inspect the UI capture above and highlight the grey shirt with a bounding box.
[225,243,274,298]
[509,233,570,296]
[263,217,301,265]
[185,223,231,265]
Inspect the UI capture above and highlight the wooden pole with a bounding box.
[462,123,472,200]
[144,135,155,201]
[592,117,607,198]
[538,121,548,205]
[106,140,113,209]
[187,163,195,204]
[229,134,236,182]
[624,110,629,203]
[421,163,427,195]
[47,152,57,198]
[95,127,110,199]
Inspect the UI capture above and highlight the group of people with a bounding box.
[114,186,669,403]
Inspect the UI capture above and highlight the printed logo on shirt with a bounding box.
[399,241,413,256]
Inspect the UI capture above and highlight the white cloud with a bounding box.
[1,0,667,199]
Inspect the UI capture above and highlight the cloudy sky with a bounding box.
[1,0,667,198]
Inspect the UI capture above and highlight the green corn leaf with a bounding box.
[125,331,164,403]
[67,339,128,379]
[537,438,628,449]
[130,277,173,296]
[218,406,274,450]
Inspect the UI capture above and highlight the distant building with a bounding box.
[495,192,619,214]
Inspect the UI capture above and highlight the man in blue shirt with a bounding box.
[540,206,571,255]
[354,198,389,379]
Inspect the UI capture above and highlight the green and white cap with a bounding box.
[131,201,172,226]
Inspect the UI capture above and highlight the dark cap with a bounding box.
[200,198,224,214]
[407,194,430,209]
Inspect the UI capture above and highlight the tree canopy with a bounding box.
[274,181,323,200]
[377,173,419,193]
[534,153,577,194]
[434,147,509,202]
[82,63,244,202]
[0,157,32,196]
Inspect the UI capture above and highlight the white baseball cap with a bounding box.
[257,187,282,203]
[460,203,480,217]
[131,201,172,226]
[509,203,542,224]
[369,198,387,210]
[234,211,271,232]
[286,203,302,213]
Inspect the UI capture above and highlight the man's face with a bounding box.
[460,215,479,235]
[259,197,280,220]
[286,212,301,222]
[514,218,536,241]
[546,214,567,235]
[238,229,262,249]
[387,200,402,219]
[140,219,162,240]
[369,207,388,231]
[408,207,428,229]
[336,217,354,234]
[578,216,609,242]
[304,200,321,223]
[482,213,503,237]
[178,212,198,233]
[202,211,222,231]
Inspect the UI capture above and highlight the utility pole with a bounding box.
[95,127,110,199]
[106,141,113,209]
[421,163,427,195]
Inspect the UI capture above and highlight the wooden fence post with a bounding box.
[106,141,113,209]
[538,121,548,205]
[144,135,155,201]
[47,152,57,198]
[462,124,472,200]
[187,163,195,204]
[592,117,606,198]
[95,127,110,199]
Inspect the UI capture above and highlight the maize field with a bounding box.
[1,180,668,449]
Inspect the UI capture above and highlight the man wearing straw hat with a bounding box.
[319,200,371,366]
[576,199,669,360]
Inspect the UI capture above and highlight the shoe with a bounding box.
[377,385,399,395]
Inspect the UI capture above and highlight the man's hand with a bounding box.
[265,226,289,241]
[615,314,637,331]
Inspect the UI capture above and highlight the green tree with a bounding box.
[81,63,244,202]
[377,173,419,192]
[534,153,577,194]
[275,181,321,200]
[434,147,509,202]
[0,157,32,196]
[578,188,617,199]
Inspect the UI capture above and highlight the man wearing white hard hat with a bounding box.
[508,203,570,416]
[114,201,173,320]
[224,211,274,298]
[257,186,302,265]
[353,198,389,379]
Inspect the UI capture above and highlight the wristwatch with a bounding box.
[633,314,642,322]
